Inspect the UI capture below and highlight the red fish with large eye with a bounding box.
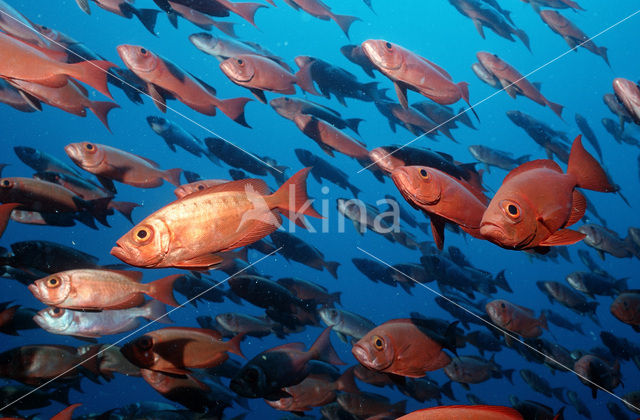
[120,327,244,375]
[361,39,474,112]
[475,52,563,119]
[485,299,547,344]
[610,290,640,332]
[220,54,298,104]
[391,165,488,250]
[479,135,616,251]
[613,77,640,125]
[117,44,252,126]
[352,318,456,377]
[64,141,182,193]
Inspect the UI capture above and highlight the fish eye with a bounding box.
[500,302,506,309]
[133,225,153,244]
[197,184,205,190]
[419,169,429,179]
[0,179,11,188]
[47,277,61,288]
[83,143,97,154]
[237,59,244,65]
[385,42,392,50]
[373,335,384,350]
[51,307,64,317]
[140,48,147,55]
[245,368,259,383]
[284,98,290,101]
[500,200,521,219]
[137,336,153,350]
[225,314,233,320]
[623,301,628,308]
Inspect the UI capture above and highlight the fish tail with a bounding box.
[503,368,515,384]
[77,345,102,377]
[552,387,567,403]
[66,60,117,99]
[324,261,340,279]
[494,270,513,293]
[143,299,172,324]
[107,201,140,224]
[146,274,181,307]
[332,13,361,39]
[515,28,531,51]
[210,21,237,38]
[440,380,456,401]
[226,2,266,27]
[0,203,20,239]
[294,64,321,96]
[134,8,160,36]
[89,101,120,133]
[267,167,323,225]
[347,183,361,198]
[546,99,564,119]
[517,154,531,165]
[599,46,610,67]
[226,333,246,358]
[346,118,364,134]
[539,311,548,331]
[457,82,479,122]
[309,327,344,365]
[75,0,91,14]
[218,97,252,127]
[335,366,359,393]
[161,168,183,187]
[330,291,342,306]
[567,135,616,192]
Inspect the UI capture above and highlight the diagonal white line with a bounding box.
[359,7,640,173]
[0,9,283,174]
[0,247,282,412]
[357,246,640,411]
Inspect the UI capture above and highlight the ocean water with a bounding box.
[1,0,639,418]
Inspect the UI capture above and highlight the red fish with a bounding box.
[111,169,321,270]
[282,0,360,39]
[9,79,119,131]
[117,44,251,126]
[613,77,640,125]
[475,52,563,118]
[485,299,547,343]
[398,405,524,420]
[65,141,182,192]
[293,114,369,159]
[610,290,640,332]
[28,269,179,310]
[0,31,114,99]
[361,39,472,112]
[220,54,297,103]
[167,1,237,36]
[480,136,615,251]
[574,354,622,398]
[352,319,455,377]
[168,0,267,27]
[121,327,244,374]
[391,165,487,249]
[539,10,609,67]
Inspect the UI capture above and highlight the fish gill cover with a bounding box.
[0,0,638,419]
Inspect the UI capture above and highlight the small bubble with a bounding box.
[321,186,330,195]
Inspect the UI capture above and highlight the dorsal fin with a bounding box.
[109,270,143,282]
[133,153,159,168]
[303,99,342,117]
[565,190,586,227]
[190,73,217,96]
[269,342,306,352]
[162,57,186,82]
[179,178,270,200]
[514,303,534,316]
[503,159,563,184]
[419,56,452,80]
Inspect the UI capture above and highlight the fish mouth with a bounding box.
[351,344,371,366]
[220,59,253,83]
[28,284,40,300]
[361,41,386,68]
[479,221,504,241]
[110,243,131,264]
[63,144,81,163]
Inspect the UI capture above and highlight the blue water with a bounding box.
[1,0,639,418]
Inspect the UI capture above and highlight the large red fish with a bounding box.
[28,269,179,310]
[121,327,244,374]
[485,299,547,344]
[65,141,182,192]
[352,319,455,377]
[9,79,119,132]
[391,165,487,249]
[475,52,563,118]
[398,405,525,420]
[0,31,114,99]
[479,136,615,251]
[613,77,640,125]
[117,44,251,126]
[111,169,321,270]
[610,290,640,332]
[539,10,609,67]
[361,39,473,112]
[220,54,297,103]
